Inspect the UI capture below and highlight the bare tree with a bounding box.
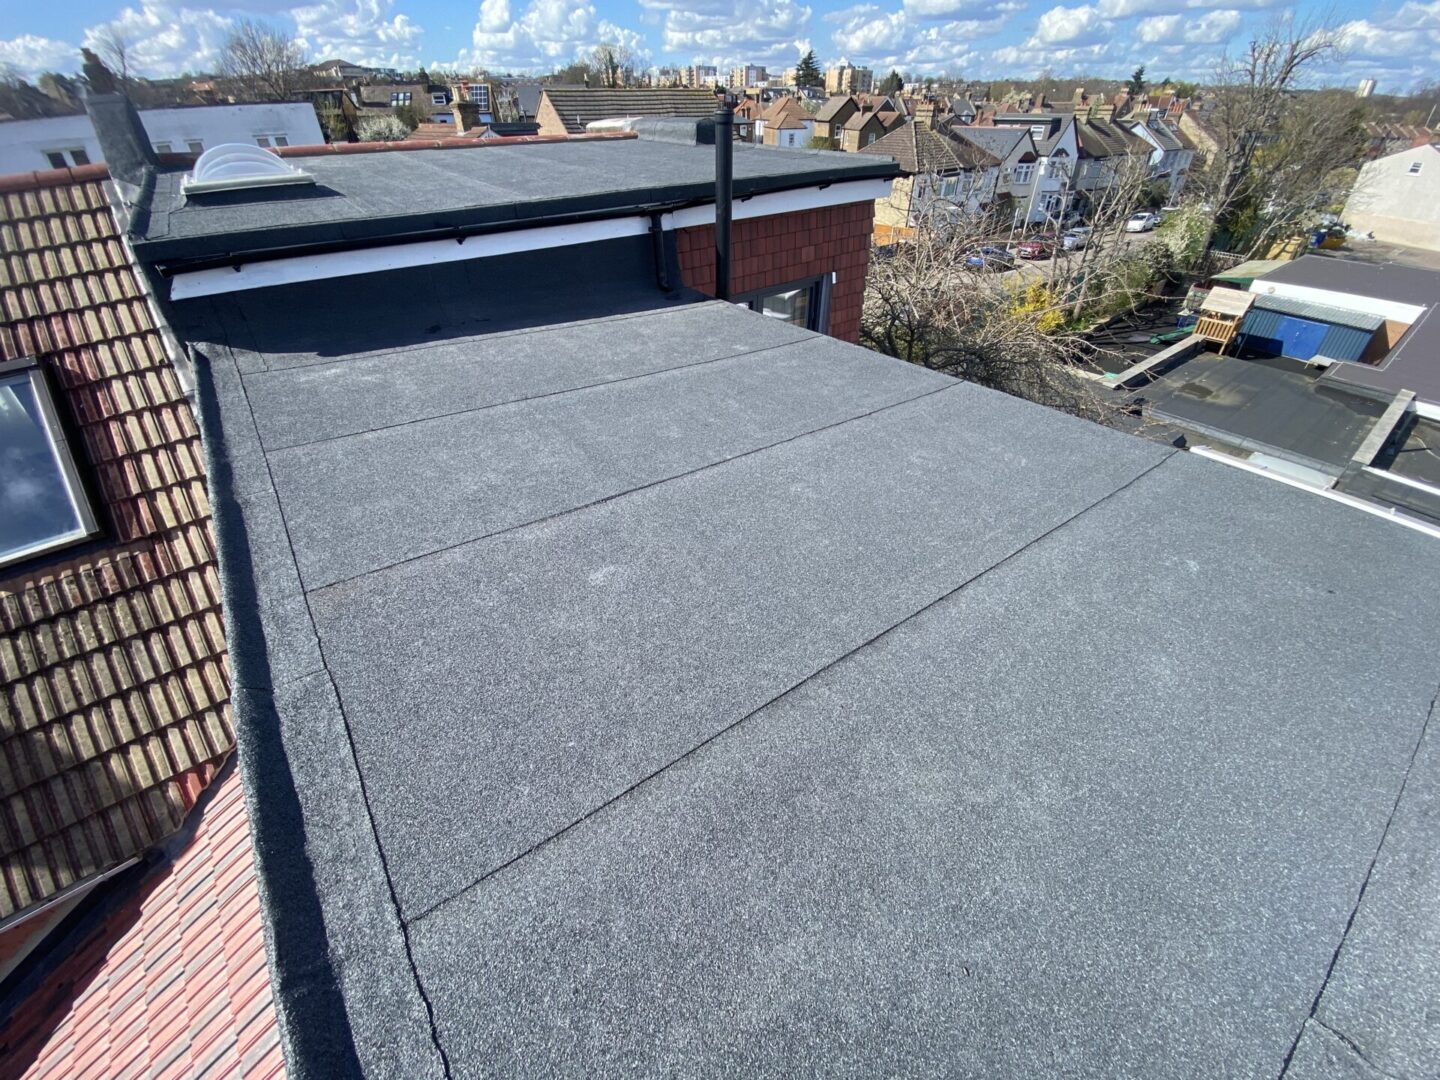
[90,25,132,93]
[219,18,307,102]
[860,206,1127,424]
[1199,13,1347,250]
[589,43,635,89]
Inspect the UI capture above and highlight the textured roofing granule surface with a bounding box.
[179,246,1440,1079]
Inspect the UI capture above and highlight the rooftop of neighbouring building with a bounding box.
[131,128,897,264]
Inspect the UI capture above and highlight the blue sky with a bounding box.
[1,0,1435,92]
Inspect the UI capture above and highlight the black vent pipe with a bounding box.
[713,95,734,301]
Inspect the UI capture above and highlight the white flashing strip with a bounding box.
[1415,399,1440,422]
[1247,279,1425,325]
[168,177,894,301]
[1363,464,1440,498]
[1189,444,1440,540]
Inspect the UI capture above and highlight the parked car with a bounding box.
[964,245,1015,271]
[1061,226,1092,251]
[1125,211,1160,233]
[1016,233,1056,259]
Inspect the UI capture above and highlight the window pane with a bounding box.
[0,376,86,563]
[187,140,204,154]
[274,136,288,147]
[45,151,66,169]
[71,148,90,166]
[760,287,810,328]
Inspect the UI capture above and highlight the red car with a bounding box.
[1016,233,1057,259]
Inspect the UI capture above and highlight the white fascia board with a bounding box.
[1247,279,1426,324]
[168,177,894,301]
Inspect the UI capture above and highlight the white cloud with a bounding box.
[0,35,78,79]
[291,0,424,68]
[1136,7,1239,42]
[454,0,650,72]
[825,1,1008,68]
[1097,0,1274,18]
[654,0,812,67]
[1027,4,1110,44]
[83,2,234,77]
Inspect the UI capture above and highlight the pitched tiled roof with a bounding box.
[1076,118,1145,158]
[0,766,282,1080]
[859,123,997,175]
[540,88,718,134]
[0,162,281,1077]
[0,171,233,922]
[815,94,856,123]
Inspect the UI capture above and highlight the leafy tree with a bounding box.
[393,101,430,129]
[356,113,410,141]
[1127,65,1146,97]
[806,134,834,150]
[794,49,822,89]
[81,48,119,95]
[90,26,131,93]
[878,69,904,96]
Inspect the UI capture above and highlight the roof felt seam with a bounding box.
[256,329,818,453]
[405,446,1181,925]
[307,377,961,598]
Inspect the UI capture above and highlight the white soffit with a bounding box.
[167,178,893,300]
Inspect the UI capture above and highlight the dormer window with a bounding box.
[0,357,99,568]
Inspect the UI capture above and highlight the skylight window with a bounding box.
[182,143,315,196]
[0,358,98,568]
[1409,161,1423,175]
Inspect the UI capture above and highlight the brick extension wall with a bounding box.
[675,200,876,344]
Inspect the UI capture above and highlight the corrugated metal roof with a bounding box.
[1251,293,1386,330]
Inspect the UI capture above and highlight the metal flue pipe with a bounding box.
[714,95,734,301]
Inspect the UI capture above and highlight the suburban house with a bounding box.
[759,95,814,148]
[0,103,323,173]
[1073,116,1151,208]
[5,95,1440,1080]
[859,120,1001,237]
[1362,121,1436,159]
[732,96,763,143]
[992,112,1079,224]
[838,99,900,152]
[813,94,860,147]
[1343,143,1440,251]
[357,83,452,123]
[1123,114,1196,197]
[535,88,719,136]
[948,124,1038,210]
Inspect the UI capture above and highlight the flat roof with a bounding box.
[1262,253,1440,308]
[136,136,897,263]
[1139,352,1388,474]
[177,253,1440,1078]
[1325,302,1440,404]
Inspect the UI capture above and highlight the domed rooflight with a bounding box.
[182,143,315,197]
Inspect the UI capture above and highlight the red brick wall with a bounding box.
[675,200,876,343]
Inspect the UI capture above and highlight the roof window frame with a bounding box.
[0,356,101,570]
